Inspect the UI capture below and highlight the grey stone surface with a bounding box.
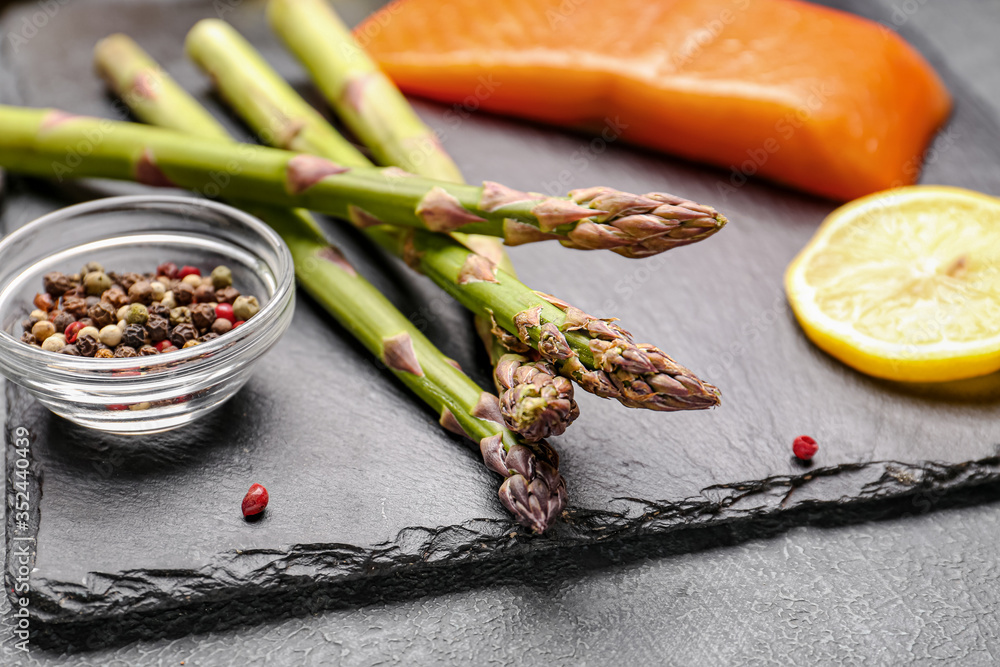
[2,0,1000,664]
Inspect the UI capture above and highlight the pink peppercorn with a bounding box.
[232,320,245,329]
[241,483,269,517]
[177,266,201,279]
[793,435,818,461]
[215,302,234,321]
[156,262,179,279]
[64,321,85,344]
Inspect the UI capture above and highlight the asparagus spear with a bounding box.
[0,103,724,257]
[371,226,721,411]
[268,0,462,182]
[186,19,578,441]
[92,35,567,533]
[181,22,721,413]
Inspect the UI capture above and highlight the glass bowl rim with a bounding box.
[0,194,295,378]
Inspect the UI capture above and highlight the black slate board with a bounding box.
[4,0,1000,652]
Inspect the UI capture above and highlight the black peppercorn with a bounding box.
[148,304,170,319]
[129,280,154,305]
[88,302,116,328]
[170,322,198,348]
[85,295,101,308]
[61,295,89,318]
[121,324,147,349]
[21,332,36,345]
[76,334,99,357]
[113,345,138,358]
[43,272,75,297]
[59,344,81,356]
[139,345,159,356]
[101,285,130,309]
[190,303,217,330]
[52,312,76,333]
[193,284,216,303]
[198,332,220,343]
[115,272,143,291]
[215,286,240,304]
[173,282,195,306]
[146,316,169,343]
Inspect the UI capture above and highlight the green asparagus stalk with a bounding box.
[180,22,721,413]
[93,35,567,533]
[186,19,578,441]
[267,0,462,182]
[0,104,725,257]
[100,28,370,167]
[371,226,722,412]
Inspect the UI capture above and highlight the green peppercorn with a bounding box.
[80,261,104,276]
[211,265,233,289]
[83,271,113,296]
[125,303,149,325]
[169,306,192,325]
[232,295,260,321]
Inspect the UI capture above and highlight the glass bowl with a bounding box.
[0,195,295,434]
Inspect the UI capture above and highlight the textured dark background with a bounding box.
[3,0,1000,664]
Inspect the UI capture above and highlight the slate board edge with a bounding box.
[9,366,1000,629]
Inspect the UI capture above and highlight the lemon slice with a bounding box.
[785,186,1000,382]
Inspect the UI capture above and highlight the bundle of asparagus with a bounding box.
[90,35,567,534]
[0,1,730,532]
[179,17,722,415]
[184,18,580,442]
